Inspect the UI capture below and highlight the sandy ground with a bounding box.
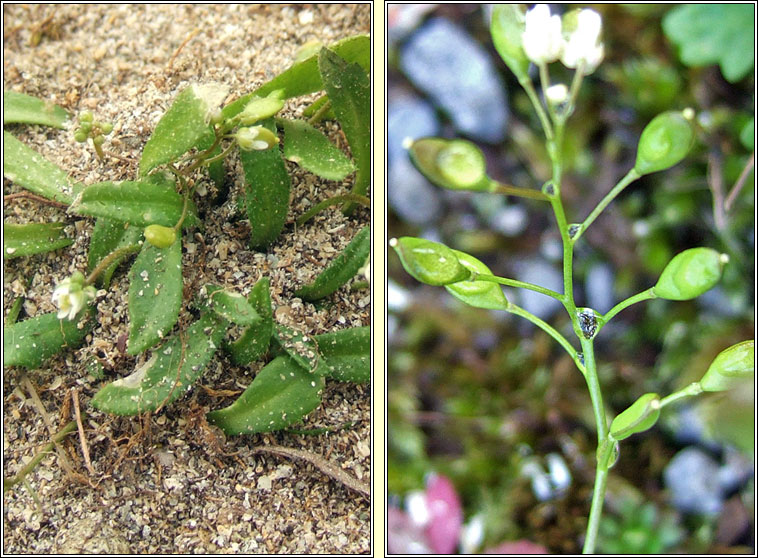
[3,4,372,554]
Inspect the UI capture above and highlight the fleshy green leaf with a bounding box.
[3,91,70,128]
[445,250,509,310]
[3,222,72,259]
[91,313,226,415]
[295,226,370,301]
[4,310,93,369]
[240,119,290,250]
[226,277,273,365]
[272,323,326,375]
[279,118,355,180]
[127,240,183,355]
[221,34,370,120]
[314,326,370,383]
[206,355,325,436]
[318,47,371,206]
[3,130,79,204]
[203,284,260,326]
[663,4,755,83]
[70,175,198,228]
[139,84,228,176]
[87,218,142,288]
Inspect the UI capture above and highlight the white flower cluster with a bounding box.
[521,4,604,74]
[52,271,96,321]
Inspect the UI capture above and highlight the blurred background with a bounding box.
[386,4,755,554]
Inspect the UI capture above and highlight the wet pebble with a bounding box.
[400,17,508,143]
[510,259,564,320]
[585,263,615,313]
[663,447,723,515]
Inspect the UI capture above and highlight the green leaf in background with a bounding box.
[3,130,79,204]
[740,118,754,151]
[87,218,142,288]
[279,118,355,180]
[91,313,226,415]
[4,222,72,259]
[221,34,370,120]
[445,249,509,310]
[240,119,290,250]
[295,226,370,302]
[127,240,183,355]
[663,4,755,83]
[139,84,228,176]
[204,284,260,326]
[3,91,70,128]
[4,310,93,369]
[314,326,370,383]
[318,47,371,208]
[206,355,325,436]
[272,323,326,375]
[226,277,274,365]
[70,176,198,228]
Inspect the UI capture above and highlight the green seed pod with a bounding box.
[144,224,177,248]
[634,110,695,175]
[652,247,726,300]
[490,4,530,82]
[408,138,492,192]
[74,130,88,143]
[699,340,754,392]
[445,249,509,310]
[390,237,471,286]
[79,111,93,123]
[610,393,661,441]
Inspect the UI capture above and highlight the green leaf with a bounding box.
[240,119,290,250]
[4,310,93,369]
[139,84,228,176]
[318,47,371,207]
[663,4,755,83]
[70,175,198,228]
[206,355,325,436]
[203,284,260,326]
[3,222,72,259]
[445,250,509,310]
[91,313,226,415]
[3,130,79,204]
[295,226,370,301]
[314,326,370,383]
[127,240,183,355]
[740,118,754,151]
[609,393,661,441]
[87,218,142,288]
[221,34,370,120]
[226,277,273,365]
[272,323,326,375]
[3,91,70,128]
[279,118,355,180]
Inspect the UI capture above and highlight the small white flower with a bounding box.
[561,9,604,74]
[522,4,564,65]
[235,126,279,151]
[545,83,569,104]
[52,273,95,321]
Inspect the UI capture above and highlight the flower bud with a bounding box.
[490,4,530,81]
[545,84,568,105]
[699,340,754,392]
[79,121,92,134]
[236,126,279,151]
[561,9,604,74]
[144,224,177,248]
[408,138,492,192]
[92,135,105,146]
[390,237,471,286]
[238,90,285,125]
[610,393,661,441]
[653,247,726,300]
[100,122,114,135]
[74,130,88,143]
[634,110,695,175]
[79,111,93,123]
[522,4,564,65]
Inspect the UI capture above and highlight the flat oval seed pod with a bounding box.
[390,236,471,287]
[610,393,661,441]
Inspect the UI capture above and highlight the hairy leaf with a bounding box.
[314,326,370,383]
[87,218,142,288]
[3,91,70,128]
[226,277,273,365]
[279,118,355,180]
[4,310,93,369]
[4,222,72,259]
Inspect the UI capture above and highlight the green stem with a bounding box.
[297,193,371,226]
[520,78,554,142]
[659,382,703,409]
[583,449,610,553]
[3,421,77,492]
[199,141,236,167]
[574,168,641,242]
[490,181,550,201]
[85,244,141,286]
[307,99,332,126]
[508,302,584,374]
[599,287,656,327]
[470,274,564,301]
